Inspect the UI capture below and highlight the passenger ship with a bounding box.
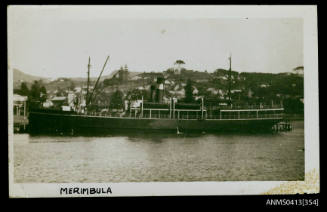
[28,56,285,134]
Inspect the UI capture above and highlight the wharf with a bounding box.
[14,115,28,133]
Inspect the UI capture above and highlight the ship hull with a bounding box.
[28,111,282,134]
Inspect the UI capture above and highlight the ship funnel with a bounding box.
[150,84,156,102]
[156,77,164,103]
[149,76,165,103]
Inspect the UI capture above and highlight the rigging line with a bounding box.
[87,55,110,105]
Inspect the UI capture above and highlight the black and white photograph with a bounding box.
[8,5,319,197]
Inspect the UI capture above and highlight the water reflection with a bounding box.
[28,129,279,142]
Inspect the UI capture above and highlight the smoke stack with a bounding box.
[149,77,165,103]
[156,77,164,103]
[150,84,156,102]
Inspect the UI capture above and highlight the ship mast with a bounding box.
[87,55,110,106]
[228,55,232,106]
[86,56,91,109]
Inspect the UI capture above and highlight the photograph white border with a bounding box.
[8,5,319,197]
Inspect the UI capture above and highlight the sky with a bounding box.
[8,6,303,78]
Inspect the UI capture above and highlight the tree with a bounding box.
[103,78,115,87]
[40,86,47,103]
[174,60,185,66]
[14,82,30,96]
[109,90,124,110]
[283,98,304,114]
[56,87,66,96]
[30,81,41,100]
[184,79,194,103]
[165,68,175,75]
[29,80,47,109]
[92,91,111,109]
[127,89,147,101]
[20,82,29,96]
[69,81,75,91]
[174,60,185,71]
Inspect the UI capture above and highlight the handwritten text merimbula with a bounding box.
[60,187,112,195]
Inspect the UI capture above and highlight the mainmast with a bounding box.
[86,56,91,108]
[228,55,232,106]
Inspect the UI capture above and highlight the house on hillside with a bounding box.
[130,75,142,81]
[195,79,209,83]
[216,76,228,80]
[51,96,67,109]
[165,80,172,85]
[144,85,151,90]
[260,83,270,88]
[248,88,254,98]
[207,88,219,95]
[67,91,76,108]
[175,89,185,98]
[192,86,199,95]
[194,95,204,101]
[43,99,53,108]
[130,99,143,108]
[169,88,185,98]
[218,89,225,96]
[231,89,242,94]
[74,87,82,93]
[137,86,145,90]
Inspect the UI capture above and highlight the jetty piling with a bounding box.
[273,119,292,132]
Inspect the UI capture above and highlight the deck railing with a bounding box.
[211,113,284,120]
[217,104,283,110]
[81,108,284,120]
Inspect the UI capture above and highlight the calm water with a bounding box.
[13,121,304,183]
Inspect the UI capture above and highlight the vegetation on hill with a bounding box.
[15,80,47,109]
[14,65,304,114]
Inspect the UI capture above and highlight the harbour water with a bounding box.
[13,121,304,183]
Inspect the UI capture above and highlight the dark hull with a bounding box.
[28,111,282,134]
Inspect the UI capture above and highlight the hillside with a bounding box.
[70,71,141,82]
[13,68,50,88]
[12,68,141,90]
